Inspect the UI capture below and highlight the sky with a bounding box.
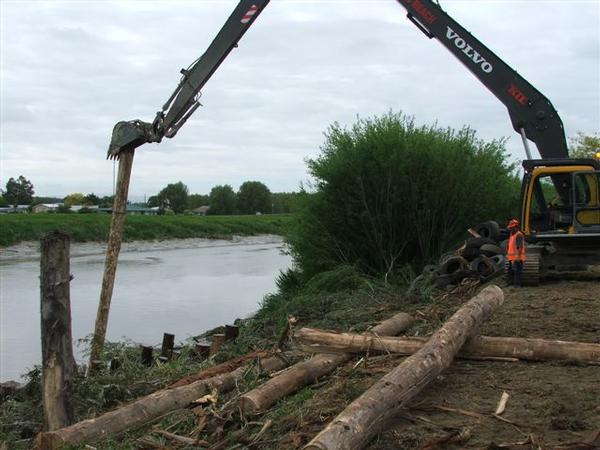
[1,0,599,200]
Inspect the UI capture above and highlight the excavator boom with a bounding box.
[395,0,569,159]
[107,0,269,158]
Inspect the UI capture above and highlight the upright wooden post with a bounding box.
[160,333,175,359]
[40,231,76,431]
[89,149,135,367]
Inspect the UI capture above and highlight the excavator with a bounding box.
[107,0,600,285]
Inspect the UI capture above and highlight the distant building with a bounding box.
[32,203,62,213]
[192,205,211,216]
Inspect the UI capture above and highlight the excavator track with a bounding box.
[521,251,541,286]
[505,246,541,286]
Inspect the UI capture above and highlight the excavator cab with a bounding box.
[521,159,600,236]
[518,159,600,283]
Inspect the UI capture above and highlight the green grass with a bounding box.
[0,213,293,247]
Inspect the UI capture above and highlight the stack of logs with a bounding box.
[35,285,600,450]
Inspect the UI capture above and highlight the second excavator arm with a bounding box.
[108,0,270,159]
[395,0,569,159]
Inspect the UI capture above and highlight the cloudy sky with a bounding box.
[1,0,598,200]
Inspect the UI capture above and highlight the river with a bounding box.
[0,236,291,382]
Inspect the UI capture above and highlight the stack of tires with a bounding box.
[418,221,507,291]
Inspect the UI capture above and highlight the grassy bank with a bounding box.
[0,213,293,247]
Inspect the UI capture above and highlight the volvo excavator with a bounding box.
[107,0,600,285]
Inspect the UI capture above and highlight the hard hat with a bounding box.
[507,219,520,228]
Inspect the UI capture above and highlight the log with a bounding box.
[304,285,504,450]
[40,231,76,431]
[35,353,295,449]
[294,329,600,364]
[168,350,295,389]
[239,312,414,415]
[89,149,135,366]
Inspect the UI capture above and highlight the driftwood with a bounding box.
[239,312,414,415]
[35,353,294,449]
[40,231,76,431]
[304,285,504,450]
[90,149,135,366]
[295,328,600,364]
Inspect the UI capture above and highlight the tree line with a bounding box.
[147,181,298,215]
[0,175,298,215]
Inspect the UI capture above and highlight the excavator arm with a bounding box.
[395,0,569,159]
[108,0,270,159]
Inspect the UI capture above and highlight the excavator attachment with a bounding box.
[107,120,156,159]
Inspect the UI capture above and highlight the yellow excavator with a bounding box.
[108,0,600,285]
[395,0,600,284]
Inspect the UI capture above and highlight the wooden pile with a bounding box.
[34,284,600,449]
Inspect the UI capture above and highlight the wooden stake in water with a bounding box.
[89,149,135,368]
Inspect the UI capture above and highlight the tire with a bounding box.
[422,264,439,277]
[475,221,501,242]
[450,269,470,284]
[433,273,454,289]
[460,247,481,261]
[470,256,496,278]
[480,243,504,257]
[465,237,495,249]
[439,256,469,276]
[489,254,506,268]
[439,251,457,265]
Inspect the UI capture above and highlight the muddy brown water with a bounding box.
[0,236,291,382]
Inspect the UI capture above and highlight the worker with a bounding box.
[506,219,526,286]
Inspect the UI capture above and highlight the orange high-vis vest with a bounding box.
[507,231,526,262]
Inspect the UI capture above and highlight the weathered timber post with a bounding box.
[194,343,211,360]
[89,149,135,367]
[160,333,175,359]
[40,231,76,431]
[304,285,504,450]
[141,345,153,366]
[225,324,239,341]
[210,334,226,356]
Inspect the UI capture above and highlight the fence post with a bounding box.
[40,231,76,430]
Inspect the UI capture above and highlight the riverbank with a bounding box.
[0,234,285,263]
[0,213,293,247]
[1,268,599,448]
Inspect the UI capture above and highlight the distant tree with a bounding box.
[208,185,237,215]
[569,132,600,159]
[153,181,189,214]
[32,196,63,205]
[237,181,271,214]
[5,175,34,206]
[0,195,9,207]
[272,192,299,214]
[99,195,114,208]
[84,193,101,205]
[187,193,210,210]
[63,193,86,208]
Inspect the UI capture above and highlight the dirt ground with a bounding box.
[270,274,600,450]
